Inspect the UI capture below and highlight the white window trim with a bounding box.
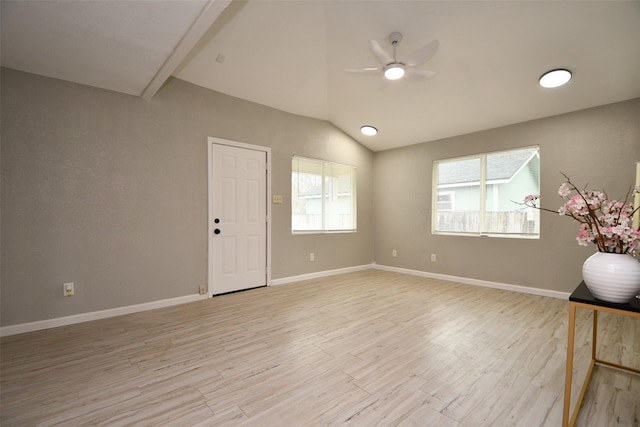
[292,156,357,234]
[432,146,540,239]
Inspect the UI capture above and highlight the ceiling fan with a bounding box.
[346,32,439,81]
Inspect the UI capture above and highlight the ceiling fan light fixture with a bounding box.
[384,64,405,80]
[539,69,572,88]
[360,125,378,136]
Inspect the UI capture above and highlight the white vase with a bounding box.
[582,252,640,303]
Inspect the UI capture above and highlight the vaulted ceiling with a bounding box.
[3,0,640,151]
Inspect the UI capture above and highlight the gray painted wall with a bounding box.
[374,98,640,294]
[1,68,374,326]
[2,67,638,327]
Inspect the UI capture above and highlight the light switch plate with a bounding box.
[272,195,283,204]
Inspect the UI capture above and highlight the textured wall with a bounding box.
[1,68,374,326]
[3,66,638,327]
[374,98,640,294]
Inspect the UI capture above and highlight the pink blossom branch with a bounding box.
[561,173,608,252]
[520,173,640,254]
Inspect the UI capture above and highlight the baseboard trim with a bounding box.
[2,264,568,337]
[0,294,209,337]
[270,264,375,286]
[373,264,570,300]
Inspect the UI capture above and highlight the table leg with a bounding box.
[592,310,598,360]
[563,303,577,427]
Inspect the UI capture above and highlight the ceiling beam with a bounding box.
[141,0,232,100]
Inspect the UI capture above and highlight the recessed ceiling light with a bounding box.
[539,69,572,88]
[360,125,378,136]
[384,64,405,80]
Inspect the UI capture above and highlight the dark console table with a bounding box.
[562,281,640,426]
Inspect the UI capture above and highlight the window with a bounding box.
[437,191,455,211]
[292,156,356,233]
[432,146,540,238]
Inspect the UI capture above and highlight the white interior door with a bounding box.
[208,139,269,295]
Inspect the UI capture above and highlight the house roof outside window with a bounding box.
[437,147,538,187]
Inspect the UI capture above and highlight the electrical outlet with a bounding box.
[199,284,207,295]
[431,254,437,262]
[392,249,397,257]
[63,282,74,297]
[310,252,315,261]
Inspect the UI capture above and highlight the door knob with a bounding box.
[214,229,221,235]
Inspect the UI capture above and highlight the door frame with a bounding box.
[207,136,271,296]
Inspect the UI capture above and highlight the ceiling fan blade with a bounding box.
[401,39,440,67]
[404,68,436,80]
[369,39,393,65]
[345,67,382,74]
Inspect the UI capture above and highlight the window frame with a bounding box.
[431,146,540,239]
[291,156,357,234]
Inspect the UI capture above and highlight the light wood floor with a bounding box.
[1,270,639,426]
